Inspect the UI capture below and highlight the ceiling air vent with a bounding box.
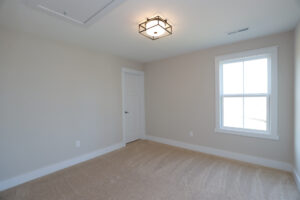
[24,0,125,26]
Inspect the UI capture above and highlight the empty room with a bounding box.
[1,0,300,199]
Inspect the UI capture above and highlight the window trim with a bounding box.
[215,46,278,140]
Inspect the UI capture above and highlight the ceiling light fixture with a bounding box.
[139,16,172,40]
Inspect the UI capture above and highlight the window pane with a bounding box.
[222,62,243,94]
[244,58,268,94]
[244,97,267,131]
[223,97,243,128]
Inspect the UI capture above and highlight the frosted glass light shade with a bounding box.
[146,19,166,37]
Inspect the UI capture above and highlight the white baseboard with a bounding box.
[146,135,293,172]
[294,169,300,191]
[0,142,125,192]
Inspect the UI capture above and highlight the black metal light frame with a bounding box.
[138,16,172,40]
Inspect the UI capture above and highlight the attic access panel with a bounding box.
[25,0,124,26]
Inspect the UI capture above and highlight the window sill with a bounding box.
[214,128,279,141]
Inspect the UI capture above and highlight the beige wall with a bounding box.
[0,28,143,181]
[295,23,300,175]
[145,31,294,163]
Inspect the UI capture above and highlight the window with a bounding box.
[215,47,278,140]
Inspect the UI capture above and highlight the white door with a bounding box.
[123,70,144,143]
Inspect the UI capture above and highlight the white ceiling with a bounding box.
[0,0,300,63]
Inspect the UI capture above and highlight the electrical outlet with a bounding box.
[76,140,80,148]
[189,131,194,137]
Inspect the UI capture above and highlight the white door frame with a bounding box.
[122,68,145,146]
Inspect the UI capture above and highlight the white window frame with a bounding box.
[215,46,278,140]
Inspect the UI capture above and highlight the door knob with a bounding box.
[124,111,129,114]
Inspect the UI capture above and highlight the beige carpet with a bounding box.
[1,140,299,200]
